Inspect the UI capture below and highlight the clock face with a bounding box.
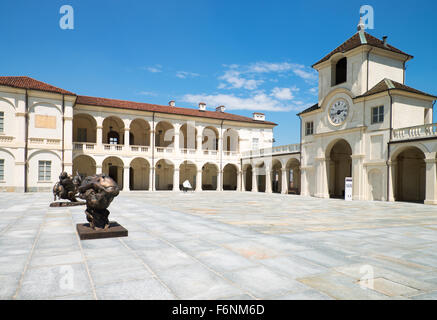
[329,100,349,125]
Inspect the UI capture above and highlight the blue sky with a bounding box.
[1,0,436,145]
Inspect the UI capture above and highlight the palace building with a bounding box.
[1,21,437,205]
[0,76,275,192]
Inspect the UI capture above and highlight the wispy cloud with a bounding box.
[271,87,298,100]
[142,65,163,73]
[182,92,305,112]
[219,70,263,90]
[176,71,200,79]
[138,91,157,96]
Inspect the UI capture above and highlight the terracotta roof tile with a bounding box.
[313,32,412,67]
[76,95,277,125]
[356,79,437,99]
[297,103,320,116]
[0,76,75,95]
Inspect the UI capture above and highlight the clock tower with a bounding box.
[297,20,435,203]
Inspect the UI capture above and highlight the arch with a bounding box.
[271,159,282,193]
[28,149,61,161]
[368,169,383,201]
[327,139,352,198]
[0,97,16,111]
[73,155,96,177]
[130,118,151,146]
[179,160,197,190]
[73,113,97,143]
[202,126,219,151]
[286,158,301,194]
[223,163,238,190]
[0,148,15,187]
[393,147,426,203]
[155,121,175,148]
[29,101,62,114]
[390,143,429,161]
[244,164,253,191]
[179,123,198,150]
[130,157,150,190]
[223,128,239,152]
[155,159,174,190]
[202,162,218,190]
[255,161,266,192]
[102,156,124,187]
[102,116,124,145]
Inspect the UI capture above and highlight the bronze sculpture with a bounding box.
[78,173,120,230]
[51,171,85,206]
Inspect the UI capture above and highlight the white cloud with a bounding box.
[271,87,295,100]
[138,91,157,96]
[144,65,162,73]
[219,70,263,90]
[309,87,318,95]
[182,92,304,112]
[176,71,200,79]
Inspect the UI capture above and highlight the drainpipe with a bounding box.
[151,112,155,190]
[386,89,394,201]
[24,89,29,193]
[61,94,65,172]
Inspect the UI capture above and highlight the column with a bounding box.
[425,158,437,205]
[196,169,202,191]
[252,168,258,192]
[241,169,246,191]
[123,166,130,191]
[315,158,329,198]
[196,127,203,154]
[96,126,103,146]
[63,116,73,174]
[300,168,308,196]
[217,169,223,191]
[265,167,272,193]
[149,167,154,191]
[174,125,180,153]
[387,161,397,202]
[281,168,288,194]
[352,155,364,201]
[124,128,130,147]
[237,170,242,191]
[173,168,179,191]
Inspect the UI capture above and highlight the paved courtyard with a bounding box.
[2,191,437,300]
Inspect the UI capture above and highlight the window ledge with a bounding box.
[37,180,53,184]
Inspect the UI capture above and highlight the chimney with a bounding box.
[253,112,265,121]
[169,100,175,107]
[382,36,388,47]
[216,105,226,112]
[198,102,206,111]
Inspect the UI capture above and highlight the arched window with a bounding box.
[108,131,120,144]
[333,57,347,85]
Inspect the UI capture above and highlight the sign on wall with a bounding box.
[345,177,353,201]
[35,115,57,129]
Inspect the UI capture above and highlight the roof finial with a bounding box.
[357,15,365,32]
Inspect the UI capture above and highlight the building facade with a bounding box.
[0,77,275,192]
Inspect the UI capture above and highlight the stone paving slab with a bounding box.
[2,191,437,299]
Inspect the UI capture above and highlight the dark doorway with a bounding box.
[109,166,118,184]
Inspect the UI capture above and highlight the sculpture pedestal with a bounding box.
[50,201,86,207]
[76,221,128,240]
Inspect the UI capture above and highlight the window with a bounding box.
[38,161,51,181]
[77,128,87,142]
[252,138,259,150]
[108,131,119,144]
[371,106,384,124]
[0,111,4,132]
[333,57,347,86]
[0,159,4,180]
[305,121,314,136]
